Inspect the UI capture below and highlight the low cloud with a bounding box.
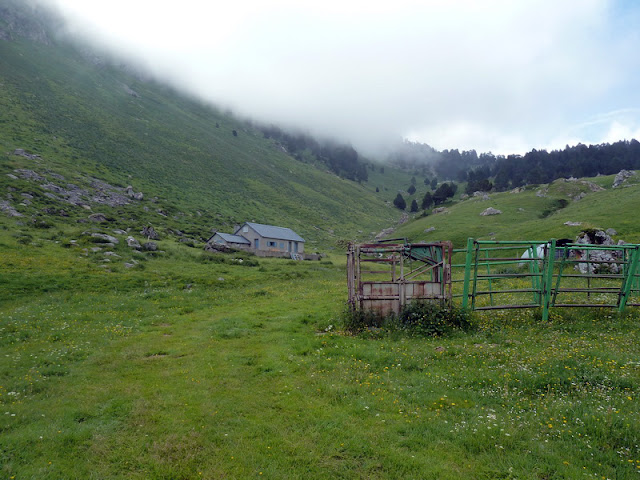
[41,0,640,155]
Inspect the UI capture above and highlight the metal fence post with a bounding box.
[619,245,640,312]
[541,239,556,321]
[461,238,474,309]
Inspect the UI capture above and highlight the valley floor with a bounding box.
[1,240,640,479]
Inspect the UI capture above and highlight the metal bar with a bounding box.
[475,288,540,294]
[556,274,624,279]
[471,241,481,310]
[553,303,618,308]
[556,287,621,292]
[473,240,549,245]
[484,248,494,306]
[619,245,640,312]
[476,273,543,278]
[541,239,556,321]
[461,238,473,309]
[475,304,540,310]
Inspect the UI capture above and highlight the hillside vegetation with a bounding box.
[0,2,410,250]
[395,174,640,248]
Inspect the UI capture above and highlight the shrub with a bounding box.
[399,301,475,337]
[341,306,387,333]
[341,301,475,337]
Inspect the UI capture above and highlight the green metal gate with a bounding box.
[455,238,640,320]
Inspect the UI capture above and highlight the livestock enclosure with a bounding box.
[349,238,640,320]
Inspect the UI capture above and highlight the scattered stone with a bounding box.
[42,192,58,201]
[104,252,121,258]
[15,169,45,181]
[141,226,159,240]
[89,213,108,223]
[510,187,524,193]
[21,193,33,199]
[398,213,409,224]
[435,346,446,353]
[6,174,18,180]
[574,229,621,274]
[13,149,41,160]
[142,242,158,251]
[536,189,548,197]
[124,262,137,268]
[432,207,449,215]
[113,229,127,235]
[460,194,469,200]
[122,84,140,97]
[127,236,142,250]
[564,221,582,226]
[90,233,119,244]
[473,191,490,200]
[480,207,502,216]
[582,180,605,192]
[217,277,225,282]
[47,172,65,181]
[0,200,22,217]
[91,247,102,252]
[612,170,636,188]
[375,227,395,241]
[424,227,436,233]
[572,192,586,201]
[156,209,168,217]
[124,185,143,200]
[606,228,617,236]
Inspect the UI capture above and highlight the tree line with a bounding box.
[259,125,368,182]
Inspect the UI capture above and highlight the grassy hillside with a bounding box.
[0,11,408,249]
[394,175,640,248]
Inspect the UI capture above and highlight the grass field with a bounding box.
[2,228,639,479]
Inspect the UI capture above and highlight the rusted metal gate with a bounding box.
[347,241,452,316]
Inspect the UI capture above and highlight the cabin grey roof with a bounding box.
[216,232,251,244]
[238,222,305,242]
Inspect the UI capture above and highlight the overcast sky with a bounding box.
[39,0,640,156]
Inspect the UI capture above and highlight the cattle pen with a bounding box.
[347,238,640,320]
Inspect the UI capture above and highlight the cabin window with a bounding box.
[267,241,277,247]
[279,242,285,249]
[243,226,248,233]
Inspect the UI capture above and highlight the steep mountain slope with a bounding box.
[0,2,402,249]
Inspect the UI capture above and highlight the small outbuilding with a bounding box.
[209,232,251,249]
[207,222,313,259]
[234,222,305,255]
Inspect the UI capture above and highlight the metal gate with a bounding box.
[456,238,640,320]
[347,241,452,316]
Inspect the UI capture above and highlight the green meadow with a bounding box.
[2,224,640,479]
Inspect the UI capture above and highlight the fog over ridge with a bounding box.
[37,0,640,156]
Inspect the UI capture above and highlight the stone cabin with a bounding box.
[208,222,308,258]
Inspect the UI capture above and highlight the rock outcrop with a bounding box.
[480,207,502,216]
[612,170,636,188]
[574,229,621,274]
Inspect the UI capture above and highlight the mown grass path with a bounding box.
[2,244,640,479]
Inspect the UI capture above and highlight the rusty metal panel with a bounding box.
[348,242,452,315]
